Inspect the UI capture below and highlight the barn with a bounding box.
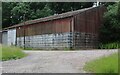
[2,5,106,49]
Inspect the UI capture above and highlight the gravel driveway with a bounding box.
[2,49,117,73]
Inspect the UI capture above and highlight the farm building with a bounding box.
[2,5,106,49]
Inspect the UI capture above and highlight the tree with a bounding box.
[99,2,120,43]
[2,2,53,28]
[2,2,94,28]
[0,2,1,29]
[48,2,93,14]
[30,4,53,19]
[118,1,120,20]
[11,2,31,24]
[2,2,17,28]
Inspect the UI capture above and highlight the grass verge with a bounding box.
[98,42,120,49]
[0,45,26,61]
[84,53,118,73]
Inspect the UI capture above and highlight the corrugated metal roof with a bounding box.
[4,6,100,29]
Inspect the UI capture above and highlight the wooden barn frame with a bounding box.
[3,5,106,50]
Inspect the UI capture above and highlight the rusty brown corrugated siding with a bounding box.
[16,17,72,37]
[73,6,106,49]
[74,6,106,33]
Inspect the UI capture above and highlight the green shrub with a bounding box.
[99,2,120,43]
[98,42,120,49]
[64,47,70,51]
[1,45,26,61]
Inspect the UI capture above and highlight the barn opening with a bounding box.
[2,5,106,50]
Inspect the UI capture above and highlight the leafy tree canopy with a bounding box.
[100,2,120,43]
[2,2,93,28]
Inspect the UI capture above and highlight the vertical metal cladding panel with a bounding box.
[87,9,92,33]
[86,10,89,33]
[47,21,51,34]
[25,26,28,36]
[24,26,28,36]
[28,25,32,36]
[83,7,97,34]
[44,23,47,34]
[94,8,97,34]
[53,20,57,33]
[90,9,95,34]
[75,12,86,32]
[92,8,96,34]
[29,25,32,35]
[46,22,51,34]
[2,31,8,45]
[17,27,20,37]
[8,28,16,46]
[40,24,44,34]
[55,20,61,33]
[61,18,71,33]
[84,9,91,48]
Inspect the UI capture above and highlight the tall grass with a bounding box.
[84,53,118,73]
[0,45,26,61]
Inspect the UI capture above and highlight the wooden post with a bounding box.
[70,18,73,50]
[23,14,26,49]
